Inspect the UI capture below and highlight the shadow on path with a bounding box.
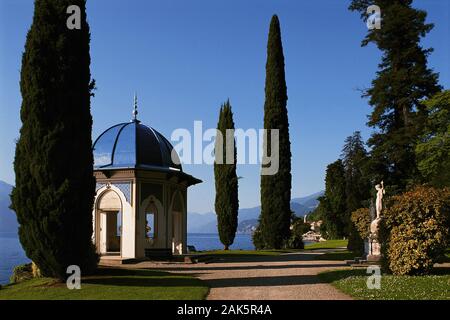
[143,263,347,273]
[206,274,326,288]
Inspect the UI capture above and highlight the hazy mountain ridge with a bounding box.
[0,181,18,233]
[188,191,324,234]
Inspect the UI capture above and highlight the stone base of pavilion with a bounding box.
[98,253,205,266]
[99,255,138,265]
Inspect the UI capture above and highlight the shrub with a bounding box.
[284,218,307,249]
[347,225,364,254]
[380,186,450,275]
[10,263,33,284]
[348,208,371,254]
[286,233,304,249]
[351,208,371,239]
[252,227,265,250]
[291,218,311,236]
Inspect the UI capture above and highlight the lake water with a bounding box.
[188,233,256,251]
[0,233,30,285]
[0,232,255,284]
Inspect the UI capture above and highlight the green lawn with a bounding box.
[305,239,348,250]
[315,250,358,261]
[318,268,450,300]
[0,267,208,300]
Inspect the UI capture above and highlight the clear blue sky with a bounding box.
[1,0,449,213]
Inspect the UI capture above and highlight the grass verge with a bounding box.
[305,240,348,250]
[0,267,208,300]
[198,249,291,256]
[318,268,450,300]
[315,250,359,261]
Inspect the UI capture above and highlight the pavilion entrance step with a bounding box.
[145,248,173,260]
[99,255,137,265]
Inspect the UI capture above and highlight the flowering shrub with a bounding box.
[381,186,450,275]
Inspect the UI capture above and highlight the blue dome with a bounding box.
[93,120,182,171]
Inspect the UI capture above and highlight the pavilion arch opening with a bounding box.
[145,201,158,241]
[171,191,185,255]
[96,190,123,256]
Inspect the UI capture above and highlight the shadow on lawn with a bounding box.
[318,269,366,283]
[83,267,206,288]
[94,268,168,277]
[84,276,205,287]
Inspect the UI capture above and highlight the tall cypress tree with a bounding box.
[214,100,239,250]
[11,0,97,280]
[349,0,441,190]
[321,160,347,239]
[259,15,292,249]
[341,132,370,252]
[341,132,370,216]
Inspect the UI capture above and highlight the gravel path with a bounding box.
[109,250,352,300]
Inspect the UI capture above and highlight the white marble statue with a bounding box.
[375,181,385,219]
[368,181,385,261]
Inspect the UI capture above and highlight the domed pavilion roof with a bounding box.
[93,120,182,171]
[92,96,201,186]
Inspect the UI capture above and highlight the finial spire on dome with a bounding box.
[132,92,138,122]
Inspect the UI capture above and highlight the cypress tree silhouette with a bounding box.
[11,0,97,280]
[214,100,239,250]
[258,15,292,249]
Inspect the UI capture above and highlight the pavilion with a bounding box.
[91,96,201,259]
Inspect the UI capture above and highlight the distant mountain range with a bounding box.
[188,191,324,234]
[0,179,323,236]
[0,181,18,233]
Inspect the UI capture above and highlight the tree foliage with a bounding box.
[291,216,311,236]
[341,132,371,251]
[258,15,292,249]
[341,132,370,213]
[320,160,347,239]
[11,0,97,280]
[214,100,239,250]
[415,90,450,187]
[349,0,442,190]
[318,132,371,244]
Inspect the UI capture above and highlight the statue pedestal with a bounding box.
[365,218,382,263]
[366,238,382,262]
